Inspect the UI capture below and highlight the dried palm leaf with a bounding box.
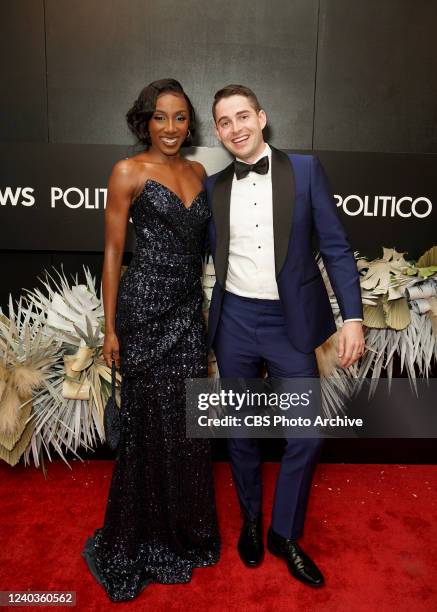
[427,297,437,336]
[356,311,437,398]
[417,246,437,268]
[383,296,411,330]
[24,266,104,347]
[0,417,35,467]
[0,298,64,466]
[363,300,387,328]
[360,260,393,294]
[0,401,33,452]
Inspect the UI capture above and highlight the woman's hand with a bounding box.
[103,331,120,369]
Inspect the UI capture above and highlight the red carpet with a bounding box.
[0,461,436,611]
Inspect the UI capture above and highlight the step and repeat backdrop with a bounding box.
[2,0,436,263]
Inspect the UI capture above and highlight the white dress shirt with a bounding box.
[226,144,279,299]
[225,143,362,322]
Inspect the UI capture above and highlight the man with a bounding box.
[205,85,364,588]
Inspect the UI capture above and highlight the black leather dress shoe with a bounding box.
[238,515,264,567]
[267,527,324,587]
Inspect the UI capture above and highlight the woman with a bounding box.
[82,79,220,602]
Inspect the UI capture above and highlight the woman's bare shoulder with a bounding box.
[112,153,150,175]
[110,154,153,188]
[188,159,207,181]
[111,157,137,179]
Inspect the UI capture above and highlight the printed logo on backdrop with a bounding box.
[0,187,35,207]
[335,194,432,218]
[0,187,108,209]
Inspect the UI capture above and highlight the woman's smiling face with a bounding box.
[148,92,190,155]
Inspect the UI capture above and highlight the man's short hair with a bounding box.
[212,84,262,122]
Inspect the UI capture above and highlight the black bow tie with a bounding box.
[234,156,269,180]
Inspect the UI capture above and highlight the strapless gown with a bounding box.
[82,179,221,602]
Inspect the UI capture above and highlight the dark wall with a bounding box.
[43,0,319,148]
[4,0,436,150]
[1,1,436,462]
[0,0,47,142]
[314,0,437,152]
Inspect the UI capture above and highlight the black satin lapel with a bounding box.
[212,162,234,288]
[271,146,295,277]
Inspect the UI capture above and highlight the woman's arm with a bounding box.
[102,159,136,367]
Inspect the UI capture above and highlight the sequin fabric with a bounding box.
[82,179,221,602]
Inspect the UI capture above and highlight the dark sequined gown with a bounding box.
[82,179,221,602]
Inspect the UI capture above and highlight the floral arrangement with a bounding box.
[1,247,436,470]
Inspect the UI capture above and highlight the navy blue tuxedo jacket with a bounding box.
[205,146,363,354]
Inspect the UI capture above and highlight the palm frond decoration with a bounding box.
[427,297,437,337]
[382,295,411,330]
[0,297,63,467]
[416,245,437,270]
[355,311,437,398]
[317,247,437,403]
[24,265,104,346]
[1,267,120,470]
[22,267,120,466]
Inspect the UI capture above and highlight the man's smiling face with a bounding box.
[214,95,267,163]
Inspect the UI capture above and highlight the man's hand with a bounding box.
[337,321,365,369]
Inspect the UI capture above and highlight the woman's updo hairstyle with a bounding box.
[126,78,196,148]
